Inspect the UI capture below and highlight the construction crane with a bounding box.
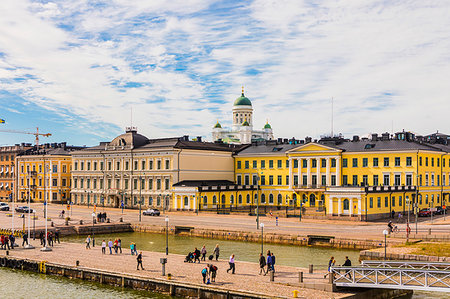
[0,127,51,147]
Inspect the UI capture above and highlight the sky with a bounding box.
[1,0,450,146]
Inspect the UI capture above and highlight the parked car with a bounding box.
[15,206,35,213]
[435,206,445,215]
[0,202,9,211]
[418,208,432,217]
[143,208,160,216]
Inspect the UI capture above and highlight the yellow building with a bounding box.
[71,128,240,210]
[16,143,80,203]
[0,144,32,202]
[174,131,450,220]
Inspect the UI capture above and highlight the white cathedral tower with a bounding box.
[212,87,274,144]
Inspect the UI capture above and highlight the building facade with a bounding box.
[71,128,240,211]
[0,144,32,202]
[212,89,274,144]
[174,131,450,220]
[16,143,81,203]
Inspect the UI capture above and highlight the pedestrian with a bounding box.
[39,231,44,246]
[113,239,118,254]
[398,212,403,223]
[201,264,209,283]
[271,252,276,273]
[130,242,135,255]
[194,247,201,263]
[391,210,395,219]
[48,232,54,247]
[226,254,235,274]
[9,234,15,249]
[201,245,207,261]
[0,235,4,250]
[55,230,60,244]
[259,253,266,275]
[324,256,336,278]
[108,239,113,254]
[4,235,10,250]
[209,264,218,282]
[101,240,106,254]
[118,238,122,254]
[22,232,28,246]
[266,250,272,272]
[133,243,137,255]
[342,256,352,279]
[86,235,91,249]
[136,251,144,270]
[213,244,220,261]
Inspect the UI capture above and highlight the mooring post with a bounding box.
[270,271,274,281]
[309,264,313,274]
[299,271,303,283]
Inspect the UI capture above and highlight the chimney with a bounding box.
[196,136,202,142]
[183,135,189,141]
[305,137,312,143]
[352,135,359,142]
[381,132,390,141]
[371,133,378,141]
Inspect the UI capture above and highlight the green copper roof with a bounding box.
[213,121,222,128]
[264,122,271,129]
[242,120,250,126]
[233,93,252,106]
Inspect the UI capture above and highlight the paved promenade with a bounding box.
[0,241,353,299]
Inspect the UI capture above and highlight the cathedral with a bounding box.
[212,88,274,144]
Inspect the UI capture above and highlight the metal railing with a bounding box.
[361,260,450,271]
[330,266,450,293]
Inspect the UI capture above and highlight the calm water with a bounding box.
[64,231,359,269]
[0,267,173,299]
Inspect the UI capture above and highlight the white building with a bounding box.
[212,89,274,144]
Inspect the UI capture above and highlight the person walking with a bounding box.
[4,235,10,250]
[324,256,336,278]
[130,242,135,255]
[213,244,220,261]
[259,253,266,275]
[342,256,352,279]
[209,264,218,282]
[39,231,44,246]
[194,247,201,263]
[201,245,207,261]
[201,265,209,284]
[113,239,118,254]
[266,250,272,272]
[22,232,28,246]
[391,210,395,219]
[118,238,122,254]
[108,239,113,254]
[101,240,106,254]
[271,252,276,273]
[55,230,60,244]
[226,254,235,274]
[9,234,15,249]
[86,235,91,249]
[136,252,144,270]
[48,232,54,247]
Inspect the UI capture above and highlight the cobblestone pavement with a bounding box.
[0,241,354,299]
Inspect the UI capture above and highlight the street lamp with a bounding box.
[260,222,264,255]
[165,216,169,255]
[25,172,34,249]
[41,164,52,252]
[383,229,389,260]
[91,212,96,247]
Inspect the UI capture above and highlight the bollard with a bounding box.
[76,260,80,267]
[309,264,313,274]
[51,222,54,227]
[292,290,299,298]
[65,218,69,225]
[298,271,303,283]
[276,216,278,226]
[162,263,166,276]
[119,217,123,223]
[107,218,110,223]
[428,228,431,235]
[79,220,83,225]
[328,272,334,284]
[270,271,274,281]
[6,250,9,256]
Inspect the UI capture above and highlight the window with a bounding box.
[321,159,326,168]
[141,160,146,170]
[392,196,396,207]
[269,175,273,185]
[294,175,299,186]
[261,160,266,169]
[352,158,358,167]
[244,175,249,185]
[342,175,348,185]
[369,197,373,208]
[52,165,58,173]
[237,161,241,169]
[399,196,402,206]
[352,175,358,186]
[294,160,299,169]
[134,161,138,170]
[437,175,440,186]
[124,179,129,189]
[331,175,336,186]
[148,179,153,190]
[165,160,170,169]
[125,161,129,170]
[373,157,379,167]
[362,175,368,186]
[247,194,250,204]
[253,160,257,169]
[87,162,91,170]
[331,159,336,167]
[394,174,401,186]
[377,197,381,208]
[384,157,389,167]
[425,157,428,166]
[157,160,161,170]
[321,175,326,186]
[431,174,435,186]
[363,158,368,167]
[383,174,390,186]
[269,194,274,204]
[425,174,429,186]
[237,175,242,185]
[269,160,273,168]
[343,159,348,167]
[419,157,422,166]
[238,195,242,204]
[261,194,266,204]
[277,175,282,185]
[277,194,282,205]
[149,160,153,170]
[165,178,170,190]
[406,174,412,186]
[437,158,440,167]
[406,157,412,166]
[74,162,78,170]
[252,175,258,185]
[285,160,289,168]
[395,157,400,166]
[80,162,84,170]
[373,175,379,186]
[302,159,307,168]
[52,179,57,187]
[285,175,289,186]
[311,159,317,168]
[261,175,265,185]
[431,158,434,167]
[133,179,138,189]
[277,160,282,168]
[244,161,249,169]
[311,175,317,185]
[419,175,423,186]
[116,161,120,170]
[156,179,161,190]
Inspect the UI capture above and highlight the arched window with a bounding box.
[303,194,307,202]
[309,194,316,206]
[343,198,349,210]
[203,196,207,205]
[247,194,250,204]
[238,194,242,204]
[183,196,189,206]
[230,195,234,204]
[269,194,274,204]
[261,194,266,203]
[221,194,226,203]
[278,194,282,205]
[213,195,217,204]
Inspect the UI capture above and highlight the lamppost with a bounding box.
[165,216,169,255]
[91,212,96,247]
[255,171,263,230]
[260,222,264,254]
[299,196,303,222]
[25,172,34,249]
[41,164,52,251]
[33,210,36,240]
[383,229,389,260]
[139,175,144,222]
[406,197,410,242]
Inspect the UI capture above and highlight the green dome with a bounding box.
[242,120,250,126]
[234,92,252,106]
[264,122,271,129]
[213,121,222,129]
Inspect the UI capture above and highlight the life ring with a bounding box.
[0,257,6,267]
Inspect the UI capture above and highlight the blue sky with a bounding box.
[1,0,450,146]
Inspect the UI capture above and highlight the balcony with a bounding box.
[365,185,416,193]
[29,171,37,176]
[293,184,326,191]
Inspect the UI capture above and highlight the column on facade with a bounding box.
[336,157,341,186]
[193,194,197,211]
[349,198,353,216]
[358,198,362,215]
[288,158,293,189]
[316,158,320,186]
[306,158,311,186]
[297,158,302,187]
[338,197,341,216]
[326,158,331,186]
[328,197,333,215]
